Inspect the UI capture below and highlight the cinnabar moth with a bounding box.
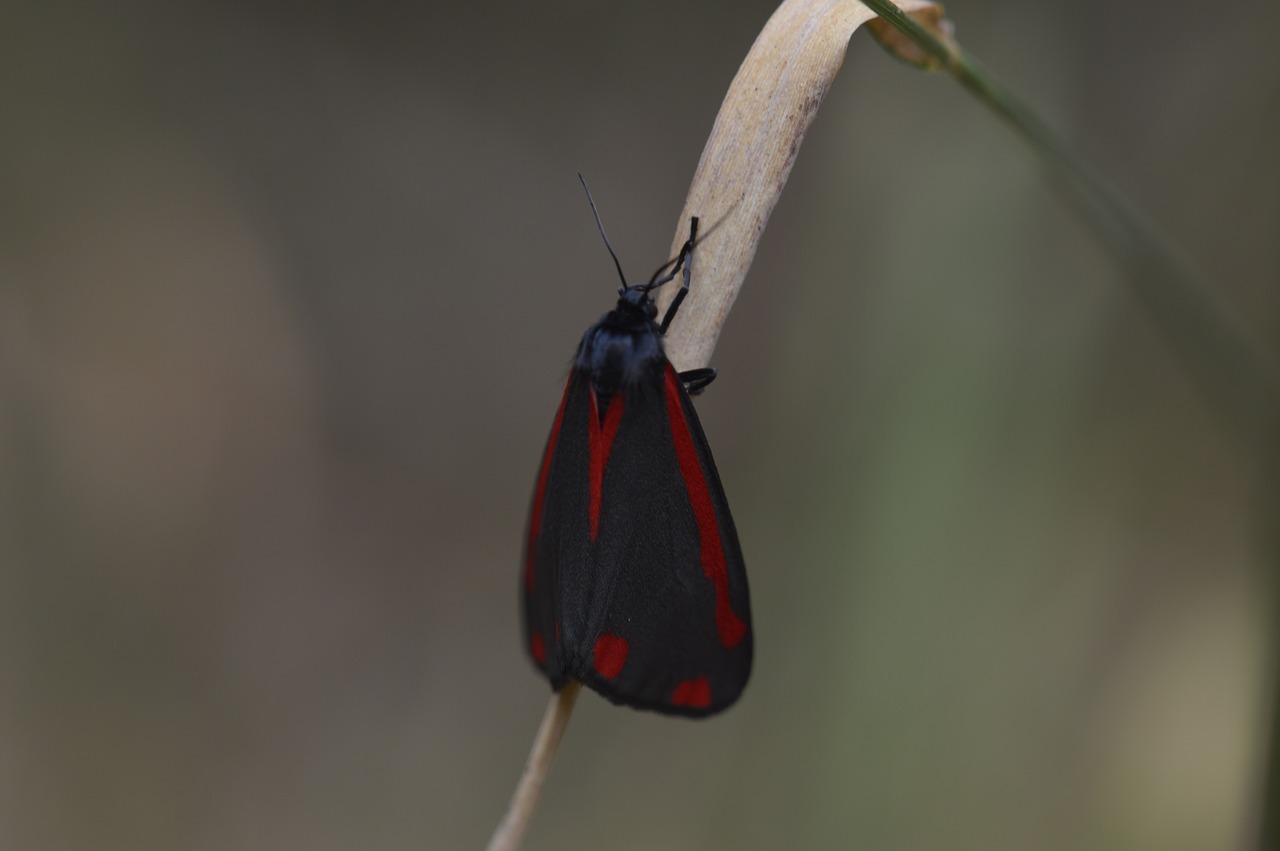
[521,179,752,717]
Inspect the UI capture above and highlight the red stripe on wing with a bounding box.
[525,375,573,592]
[587,388,625,543]
[662,366,747,649]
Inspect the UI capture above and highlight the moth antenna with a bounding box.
[578,174,628,290]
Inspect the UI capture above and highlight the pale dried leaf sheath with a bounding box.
[660,0,944,371]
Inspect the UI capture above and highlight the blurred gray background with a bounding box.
[2,1,1277,849]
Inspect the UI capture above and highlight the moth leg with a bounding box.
[679,367,717,396]
[657,217,700,335]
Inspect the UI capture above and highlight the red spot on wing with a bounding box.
[592,633,629,680]
[587,388,625,542]
[525,376,573,592]
[663,367,747,649]
[530,632,547,665]
[670,677,712,709]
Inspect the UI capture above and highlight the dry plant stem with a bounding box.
[486,682,582,851]
[657,0,939,371]
[489,7,944,848]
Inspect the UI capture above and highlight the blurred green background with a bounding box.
[2,1,1276,849]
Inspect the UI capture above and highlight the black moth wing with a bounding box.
[584,363,752,716]
[521,373,584,692]
[522,359,752,718]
